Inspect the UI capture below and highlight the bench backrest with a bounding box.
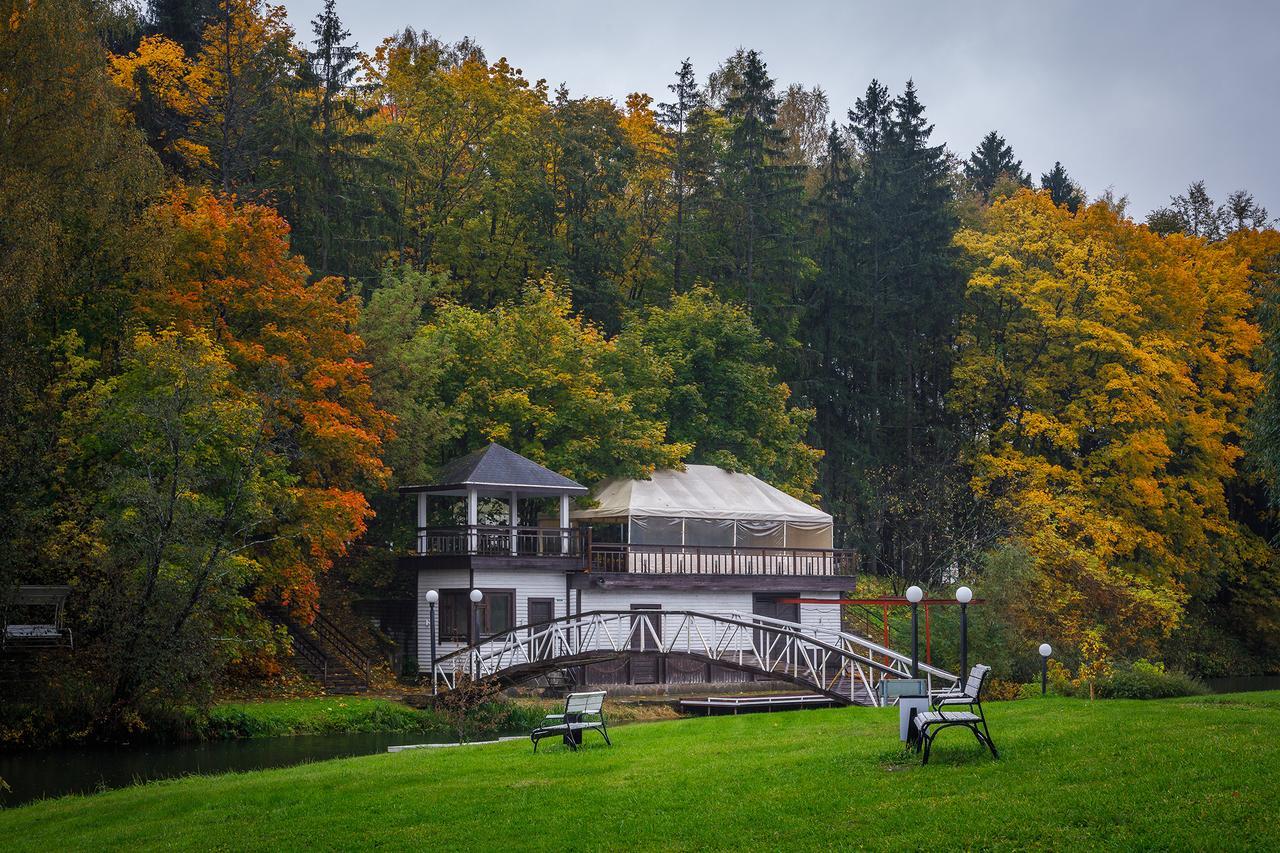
[565,691,606,714]
[962,664,992,700]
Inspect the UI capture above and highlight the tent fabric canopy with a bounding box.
[573,465,831,524]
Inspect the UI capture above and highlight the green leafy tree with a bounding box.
[76,329,288,727]
[621,286,820,500]
[374,277,689,488]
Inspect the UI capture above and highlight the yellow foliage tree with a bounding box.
[952,190,1269,659]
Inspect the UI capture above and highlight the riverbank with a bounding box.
[3,692,1278,848]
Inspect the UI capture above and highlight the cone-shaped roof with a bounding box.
[398,443,587,496]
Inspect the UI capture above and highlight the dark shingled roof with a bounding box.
[398,443,587,495]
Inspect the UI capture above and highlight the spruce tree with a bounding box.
[803,79,966,582]
[148,0,218,54]
[1040,161,1084,212]
[964,130,1030,200]
[706,49,808,352]
[658,59,707,294]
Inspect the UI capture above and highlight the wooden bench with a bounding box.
[910,664,998,765]
[530,690,611,752]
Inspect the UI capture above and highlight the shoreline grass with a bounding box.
[2,691,1278,850]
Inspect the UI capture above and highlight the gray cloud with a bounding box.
[279,0,1279,218]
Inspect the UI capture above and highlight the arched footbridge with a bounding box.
[430,610,958,706]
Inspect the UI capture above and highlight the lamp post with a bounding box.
[1039,643,1052,696]
[906,585,923,678]
[956,586,973,677]
[425,589,439,695]
[469,589,484,681]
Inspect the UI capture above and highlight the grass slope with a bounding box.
[3,693,1279,851]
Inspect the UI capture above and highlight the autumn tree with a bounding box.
[135,189,392,612]
[370,31,547,305]
[952,190,1268,660]
[0,0,163,595]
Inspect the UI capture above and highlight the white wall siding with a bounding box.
[418,567,571,664]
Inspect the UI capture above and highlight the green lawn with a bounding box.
[3,692,1278,851]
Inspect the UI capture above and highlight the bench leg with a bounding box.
[598,720,611,747]
[980,718,998,759]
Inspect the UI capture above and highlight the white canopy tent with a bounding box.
[573,465,833,550]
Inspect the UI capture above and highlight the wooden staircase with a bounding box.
[265,604,374,695]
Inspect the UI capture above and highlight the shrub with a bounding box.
[1097,660,1208,700]
[985,678,1025,701]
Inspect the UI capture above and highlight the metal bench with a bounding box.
[910,664,998,765]
[530,690,611,752]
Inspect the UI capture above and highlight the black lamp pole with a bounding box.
[959,604,969,678]
[910,602,920,679]
[429,600,438,696]
[1040,643,1052,695]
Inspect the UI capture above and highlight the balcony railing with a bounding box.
[416,525,586,558]
[587,543,858,576]
[412,526,857,575]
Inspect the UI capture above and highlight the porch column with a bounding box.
[466,488,479,554]
[416,492,427,554]
[509,490,519,555]
[560,493,571,554]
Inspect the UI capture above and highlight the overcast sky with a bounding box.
[277,0,1278,218]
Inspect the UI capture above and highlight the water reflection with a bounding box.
[0,731,477,808]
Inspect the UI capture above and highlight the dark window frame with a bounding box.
[438,588,517,643]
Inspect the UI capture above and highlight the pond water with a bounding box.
[0,730,494,808]
[1204,674,1280,695]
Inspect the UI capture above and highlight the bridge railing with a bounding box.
[429,609,958,706]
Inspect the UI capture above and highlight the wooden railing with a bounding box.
[588,543,857,576]
[413,526,856,575]
[415,525,587,558]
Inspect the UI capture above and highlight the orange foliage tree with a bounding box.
[136,188,392,613]
[952,190,1269,660]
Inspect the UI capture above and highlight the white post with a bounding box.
[509,490,519,555]
[416,493,427,554]
[560,493,571,554]
[467,488,479,554]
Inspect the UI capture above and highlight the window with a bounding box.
[437,589,516,643]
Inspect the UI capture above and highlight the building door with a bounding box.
[629,604,662,685]
[528,598,555,626]
[752,594,799,677]
[527,597,556,661]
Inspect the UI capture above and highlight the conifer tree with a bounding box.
[658,59,707,294]
[703,49,808,352]
[1040,161,1084,212]
[964,130,1030,200]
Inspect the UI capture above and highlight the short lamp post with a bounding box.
[1039,643,1053,695]
[425,589,439,695]
[906,585,923,678]
[469,589,484,681]
[956,586,973,677]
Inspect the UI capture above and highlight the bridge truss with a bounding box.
[430,609,958,706]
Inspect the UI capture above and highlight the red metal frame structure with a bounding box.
[779,596,984,665]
